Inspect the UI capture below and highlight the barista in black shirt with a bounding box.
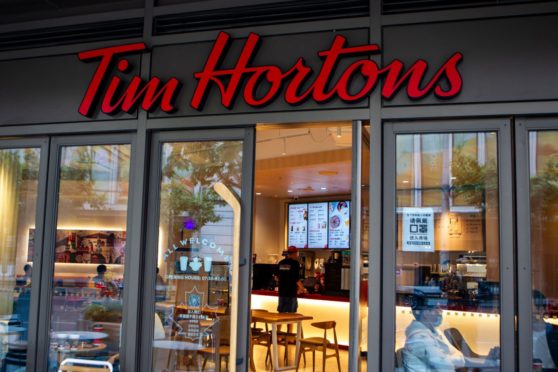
[277,246,305,313]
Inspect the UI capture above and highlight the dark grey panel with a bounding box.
[149,29,369,117]
[0,54,138,125]
[383,13,558,106]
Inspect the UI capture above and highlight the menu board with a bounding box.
[307,202,328,248]
[288,203,308,248]
[328,201,351,249]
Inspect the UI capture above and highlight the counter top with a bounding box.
[252,289,350,303]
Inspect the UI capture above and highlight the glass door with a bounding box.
[140,129,254,372]
[34,135,134,372]
[517,119,558,371]
[383,120,515,371]
[0,138,48,371]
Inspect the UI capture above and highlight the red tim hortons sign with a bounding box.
[77,31,463,117]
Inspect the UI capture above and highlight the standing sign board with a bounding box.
[402,207,435,252]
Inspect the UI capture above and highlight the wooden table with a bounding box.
[251,310,313,371]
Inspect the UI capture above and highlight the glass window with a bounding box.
[529,130,558,370]
[151,141,243,372]
[47,144,131,371]
[395,132,501,371]
[421,134,445,207]
[0,147,40,369]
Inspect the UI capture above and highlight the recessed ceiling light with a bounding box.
[287,190,293,193]
[402,180,409,184]
[256,192,262,195]
[320,187,327,190]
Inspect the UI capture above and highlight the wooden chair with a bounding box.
[295,321,341,372]
[58,354,119,372]
[199,316,231,372]
[250,310,273,371]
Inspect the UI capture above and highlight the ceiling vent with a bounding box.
[154,0,369,35]
[383,0,552,14]
[0,18,143,52]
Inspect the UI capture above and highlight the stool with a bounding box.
[295,321,341,372]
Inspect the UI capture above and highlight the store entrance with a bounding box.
[250,121,369,371]
[139,129,254,372]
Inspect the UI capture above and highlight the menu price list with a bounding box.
[288,203,308,248]
[308,202,328,248]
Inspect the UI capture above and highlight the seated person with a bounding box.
[532,289,558,370]
[402,291,499,371]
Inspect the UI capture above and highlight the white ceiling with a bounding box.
[255,122,353,199]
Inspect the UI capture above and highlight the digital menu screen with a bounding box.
[287,201,350,249]
[287,203,308,248]
[328,201,351,249]
[307,202,328,248]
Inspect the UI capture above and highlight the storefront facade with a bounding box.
[1,0,558,371]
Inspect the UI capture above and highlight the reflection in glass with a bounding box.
[395,132,501,370]
[0,148,40,370]
[529,131,558,370]
[47,145,130,371]
[152,141,242,372]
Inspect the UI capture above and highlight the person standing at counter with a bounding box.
[277,246,306,313]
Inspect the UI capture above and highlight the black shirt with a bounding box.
[277,257,300,298]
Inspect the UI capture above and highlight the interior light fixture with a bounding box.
[256,192,262,196]
[336,127,342,138]
[287,190,293,193]
[402,180,409,184]
[281,138,287,156]
[320,187,327,190]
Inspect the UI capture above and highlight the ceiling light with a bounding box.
[451,176,457,180]
[320,187,327,190]
[336,127,342,138]
[281,138,287,156]
[256,192,262,196]
[402,180,409,184]
[287,190,293,193]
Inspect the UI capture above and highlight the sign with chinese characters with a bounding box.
[402,207,435,252]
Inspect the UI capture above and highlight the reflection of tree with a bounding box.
[530,156,558,218]
[59,147,108,210]
[160,142,242,238]
[451,149,497,207]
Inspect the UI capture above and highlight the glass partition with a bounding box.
[151,140,243,372]
[47,144,131,371]
[529,130,558,370]
[0,147,41,370]
[394,132,501,371]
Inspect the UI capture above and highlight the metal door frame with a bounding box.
[0,137,49,371]
[139,127,255,371]
[515,117,558,371]
[382,119,515,371]
[35,133,137,371]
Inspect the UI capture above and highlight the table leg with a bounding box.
[294,321,301,370]
[272,323,279,372]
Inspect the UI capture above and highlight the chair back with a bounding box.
[311,321,338,346]
[443,327,480,358]
[59,358,113,372]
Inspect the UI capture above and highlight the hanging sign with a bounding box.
[402,207,435,252]
[77,31,463,117]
